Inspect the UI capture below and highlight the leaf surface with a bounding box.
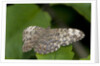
[6,4,51,59]
[66,3,91,22]
[36,45,74,60]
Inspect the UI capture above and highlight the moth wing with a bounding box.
[22,42,33,52]
[22,26,37,52]
[57,28,85,46]
[34,29,61,54]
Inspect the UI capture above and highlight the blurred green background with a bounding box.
[6,3,91,60]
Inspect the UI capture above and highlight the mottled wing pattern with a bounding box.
[22,26,85,54]
[34,29,61,54]
[56,28,85,46]
[22,26,36,52]
[22,26,46,52]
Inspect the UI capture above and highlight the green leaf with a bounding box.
[22,50,36,59]
[65,3,91,22]
[51,3,91,22]
[80,55,90,60]
[36,45,74,60]
[6,4,51,59]
[51,4,78,26]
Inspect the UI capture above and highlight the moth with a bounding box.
[22,26,85,54]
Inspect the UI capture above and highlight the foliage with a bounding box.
[65,3,91,22]
[80,55,90,60]
[36,45,74,59]
[6,4,51,59]
[6,4,91,60]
